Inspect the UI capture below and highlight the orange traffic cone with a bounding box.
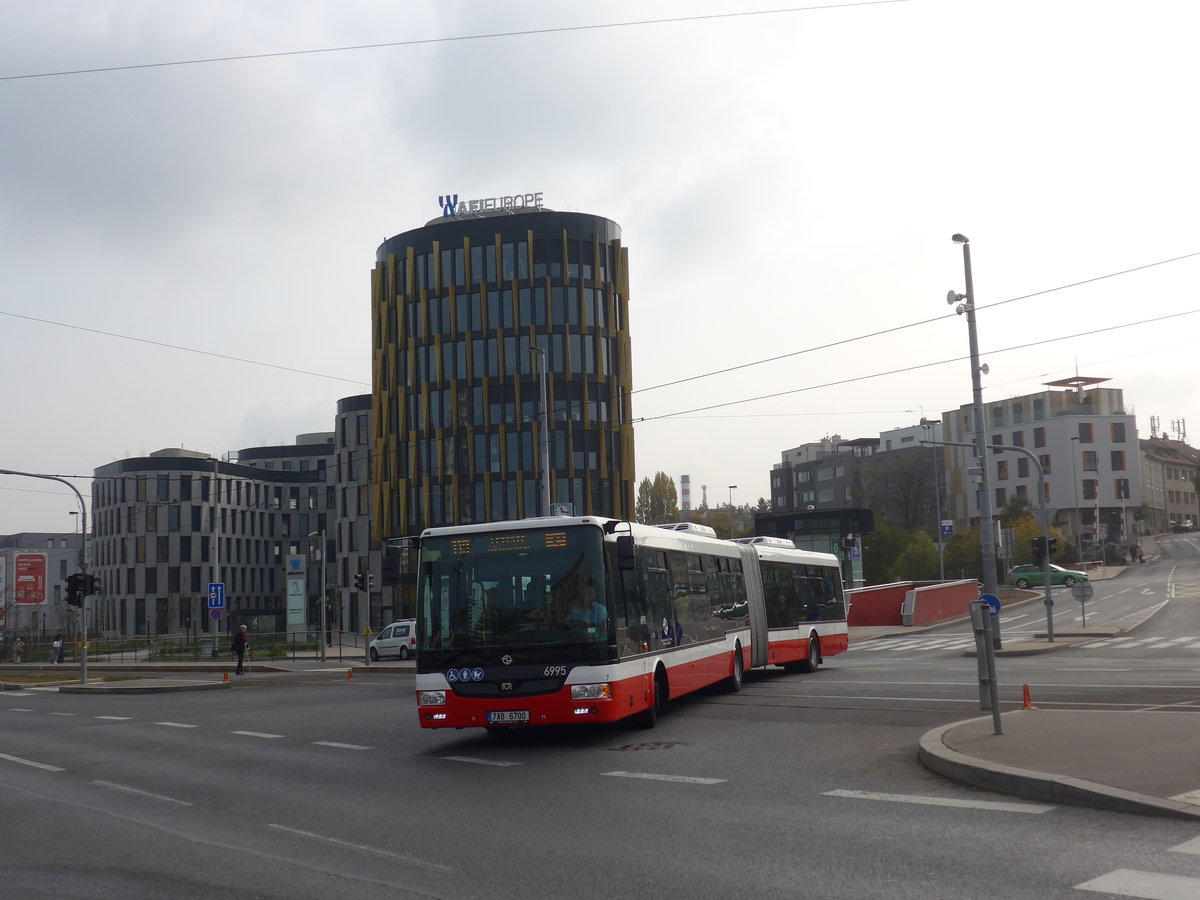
[223,670,229,683]
[346,668,354,681]
[1021,683,1037,710]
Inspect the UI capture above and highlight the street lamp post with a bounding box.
[948,234,1000,646]
[920,418,945,581]
[308,530,327,663]
[1070,436,1082,560]
[529,345,552,516]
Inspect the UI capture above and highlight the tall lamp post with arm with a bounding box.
[948,233,1000,647]
[1070,436,1083,559]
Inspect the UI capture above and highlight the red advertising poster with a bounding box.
[15,553,47,604]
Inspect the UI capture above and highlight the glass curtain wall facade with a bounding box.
[371,209,635,540]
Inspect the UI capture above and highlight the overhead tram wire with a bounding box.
[636,307,1200,424]
[630,247,1200,399]
[0,2,911,82]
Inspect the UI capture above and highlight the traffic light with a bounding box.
[65,573,83,607]
[1046,537,1058,557]
[353,572,364,591]
[366,573,375,591]
[87,574,101,596]
[1031,536,1046,567]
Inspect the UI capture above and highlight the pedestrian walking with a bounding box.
[232,624,249,675]
[13,636,25,664]
[52,633,65,663]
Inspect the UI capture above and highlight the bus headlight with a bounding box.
[419,691,446,706]
[570,683,611,701]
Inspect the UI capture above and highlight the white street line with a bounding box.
[1075,867,1200,898]
[231,730,284,739]
[603,771,726,785]
[49,712,77,717]
[7,706,35,710]
[95,715,133,720]
[156,721,197,728]
[312,741,373,751]
[440,755,522,767]
[92,780,192,806]
[1169,834,1200,854]
[823,788,1053,814]
[1168,790,1200,807]
[0,752,64,772]
[269,824,452,870]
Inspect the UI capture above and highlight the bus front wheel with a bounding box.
[634,668,667,729]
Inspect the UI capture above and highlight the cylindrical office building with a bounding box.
[370,206,636,539]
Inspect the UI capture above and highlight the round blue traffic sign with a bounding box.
[980,593,1001,618]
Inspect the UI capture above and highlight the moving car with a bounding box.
[369,619,416,660]
[1006,564,1087,589]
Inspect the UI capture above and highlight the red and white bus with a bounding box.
[414,516,847,731]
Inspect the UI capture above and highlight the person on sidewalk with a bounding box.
[13,636,25,664]
[232,624,250,675]
[50,634,63,664]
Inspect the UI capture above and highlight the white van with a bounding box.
[370,619,417,660]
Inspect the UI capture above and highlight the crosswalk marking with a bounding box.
[1075,867,1200,898]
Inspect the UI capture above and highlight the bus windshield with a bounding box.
[416,524,611,665]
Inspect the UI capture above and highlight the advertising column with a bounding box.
[285,555,306,635]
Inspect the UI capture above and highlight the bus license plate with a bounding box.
[487,710,529,725]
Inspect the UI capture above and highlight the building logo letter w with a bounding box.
[438,194,459,217]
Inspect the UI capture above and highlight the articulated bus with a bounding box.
[414,516,847,731]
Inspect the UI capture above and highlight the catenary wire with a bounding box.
[0,3,910,82]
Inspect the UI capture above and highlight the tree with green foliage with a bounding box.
[891,530,941,581]
[943,527,982,581]
[861,518,914,585]
[635,472,680,525]
[999,494,1034,525]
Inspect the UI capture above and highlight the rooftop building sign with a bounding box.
[438,192,544,217]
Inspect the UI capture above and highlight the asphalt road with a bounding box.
[3,537,1200,898]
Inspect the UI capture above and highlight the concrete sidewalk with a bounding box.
[920,710,1200,820]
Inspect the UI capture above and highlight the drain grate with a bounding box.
[608,741,685,752]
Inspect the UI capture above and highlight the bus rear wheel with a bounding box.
[724,645,744,692]
[798,635,821,674]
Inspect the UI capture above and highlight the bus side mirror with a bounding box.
[616,535,635,570]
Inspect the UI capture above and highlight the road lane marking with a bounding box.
[312,741,373,751]
[96,716,132,721]
[603,771,726,785]
[1167,790,1200,806]
[269,824,452,869]
[1169,834,1200,854]
[232,730,284,739]
[156,722,197,728]
[49,712,78,717]
[7,707,35,711]
[1075,867,1200,898]
[823,788,1053,814]
[440,756,522,767]
[0,752,64,772]
[92,780,192,806]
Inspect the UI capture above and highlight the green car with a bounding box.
[1006,564,1088,589]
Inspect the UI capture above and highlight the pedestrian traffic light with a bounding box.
[1047,537,1058,557]
[65,573,83,607]
[1031,536,1046,566]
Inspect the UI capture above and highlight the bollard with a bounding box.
[223,670,229,683]
[1021,683,1037,710]
[346,668,354,681]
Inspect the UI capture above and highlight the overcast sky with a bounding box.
[2,0,1198,534]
